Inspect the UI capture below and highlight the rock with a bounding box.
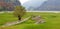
[35,19,46,24]
[32,15,42,21]
[31,15,46,24]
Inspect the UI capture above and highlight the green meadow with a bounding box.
[0,12,60,29]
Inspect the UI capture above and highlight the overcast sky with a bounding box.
[19,0,47,5]
[19,0,29,5]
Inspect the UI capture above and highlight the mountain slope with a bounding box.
[37,0,60,11]
[23,0,47,10]
[0,0,21,11]
[23,0,60,11]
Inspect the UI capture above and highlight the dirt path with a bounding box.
[2,16,31,27]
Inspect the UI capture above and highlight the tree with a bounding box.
[14,6,26,21]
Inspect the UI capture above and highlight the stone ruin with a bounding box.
[31,15,46,24]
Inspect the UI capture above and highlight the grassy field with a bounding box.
[0,12,60,29]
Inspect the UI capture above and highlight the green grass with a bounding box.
[0,13,18,26]
[0,12,60,29]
